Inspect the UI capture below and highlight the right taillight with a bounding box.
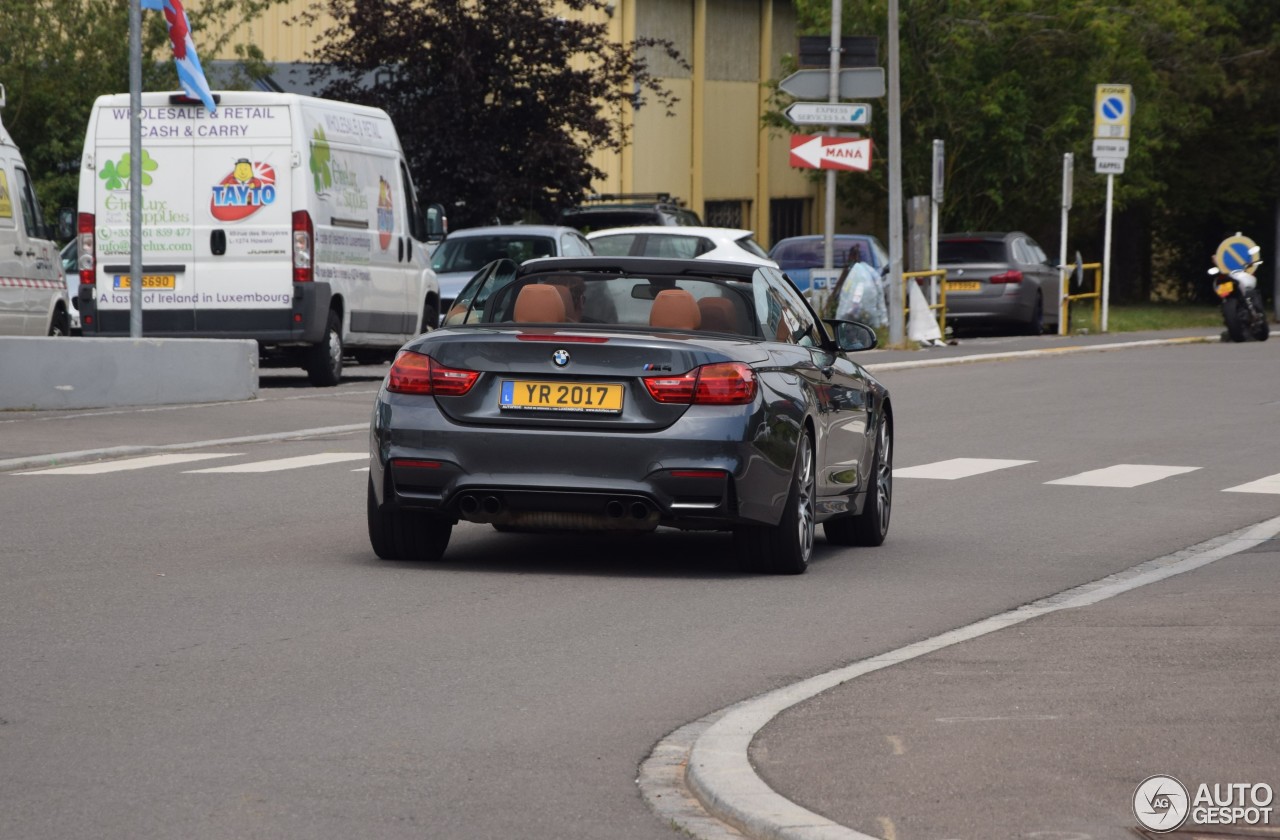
[644,362,756,406]
[387,350,479,396]
[989,270,1023,284]
[78,212,95,288]
[292,210,313,283]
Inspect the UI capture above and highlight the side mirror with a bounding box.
[826,319,878,352]
[58,207,76,242]
[425,203,447,243]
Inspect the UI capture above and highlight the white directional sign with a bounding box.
[784,102,871,127]
[1092,139,1130,158]
[1095,156,1125,175]
[778,69,887,100]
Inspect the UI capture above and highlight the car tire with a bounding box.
[1248,290,1270,342]
[48,308,69,337]
[1222,298,1247,342]
[367,477,452,561]
[1023,292,1044,335]
[421,300,438,334]
[825,413,891,547]
[307,310,343,386]
[734,430,815,575]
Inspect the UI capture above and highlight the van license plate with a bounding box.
[500,381,624,413]
[945,281,981,291]
[113,274,176,290]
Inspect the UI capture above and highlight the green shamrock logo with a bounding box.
[310,127,332,193]
[99,151,159,191]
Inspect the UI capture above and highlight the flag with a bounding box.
[141,0,216,113]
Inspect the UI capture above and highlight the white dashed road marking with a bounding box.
[893,458,1035,480]
[1046,464,1200,488]
[185,453,367,473]
[1223,472,1280,495]
[16,453,241,475]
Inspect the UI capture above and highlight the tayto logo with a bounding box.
[1133,775,1190,832]
[210,158,277,222]
[376,176,394,250]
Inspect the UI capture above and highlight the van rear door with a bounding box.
[194,102,294,333]
[90,101,197,333]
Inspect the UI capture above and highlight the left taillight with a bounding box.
[989,270,1023,284]
[644,362,756,406]
[292,210,313,283]
[387,350,479,396]
[77,212,95,288]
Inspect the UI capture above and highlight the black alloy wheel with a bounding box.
[735,430,816,575]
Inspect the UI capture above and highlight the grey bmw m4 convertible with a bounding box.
[368,257,892,574]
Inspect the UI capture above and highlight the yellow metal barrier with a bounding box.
[1059,262,1102,335]
[903,269,948,337]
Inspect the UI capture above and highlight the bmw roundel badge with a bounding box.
[552,349,570,367]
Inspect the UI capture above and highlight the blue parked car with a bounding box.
[769,234,888,293]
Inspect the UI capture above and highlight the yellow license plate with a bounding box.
[113,274,176,290]
[500,381,624,413]
[945,281,981,291]
[1216,281,1234,298]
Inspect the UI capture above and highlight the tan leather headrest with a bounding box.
[514,284,566,323]
[698,297,738,333]
[649,289,701,330]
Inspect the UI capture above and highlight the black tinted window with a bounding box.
[938,239,1007,263]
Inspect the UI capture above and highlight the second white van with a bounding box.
[76,91,443,384]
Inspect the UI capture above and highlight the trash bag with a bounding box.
[835,262,887,327]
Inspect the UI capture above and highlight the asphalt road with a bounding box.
[1,338,1276,840]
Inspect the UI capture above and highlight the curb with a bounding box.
[0,423,367,473]
[645,514,1280,840]
[863,334,1217,373]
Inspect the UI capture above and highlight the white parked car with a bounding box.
[585,226,777,267]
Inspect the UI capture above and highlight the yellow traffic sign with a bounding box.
[1214,233,1260,275]
[1094,84,1134,139]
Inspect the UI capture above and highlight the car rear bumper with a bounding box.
[369,394,795,529]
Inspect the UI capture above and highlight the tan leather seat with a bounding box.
[551,284,579,322]
[514,284,566,323]
[649,289,702,330]
[698,298,738,333]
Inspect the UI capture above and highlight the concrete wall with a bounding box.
[0,338,259,410]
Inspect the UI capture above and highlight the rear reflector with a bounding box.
[387,350,479,396]
[78,212,95,288]
[393,459,442,469]
[669,470,726,479]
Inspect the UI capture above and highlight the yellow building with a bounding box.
[211,0,819,246]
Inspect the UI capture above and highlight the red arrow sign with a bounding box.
[789,135,873,171]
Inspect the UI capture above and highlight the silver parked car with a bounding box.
[940,231,1061,334]
[430,226,594,323]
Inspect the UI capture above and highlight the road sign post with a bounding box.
[1059,152,1073,335]
[1093,83,1134,333]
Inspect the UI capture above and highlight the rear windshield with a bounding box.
[431,235,556,273]
[938,239,1007,264]
[445,269,765,337]
[769,238,865,269]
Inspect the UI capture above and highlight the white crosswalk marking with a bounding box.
[16,453,240,475]
[185,452,367,473]
[1223,473,1280,495]
[1046,464,1199,488]
[894,458,1035,480]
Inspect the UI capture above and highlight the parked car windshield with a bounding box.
[938,239,1007,263]
[431,235,557,273]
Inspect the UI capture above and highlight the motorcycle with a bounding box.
[1208,245,1269,343]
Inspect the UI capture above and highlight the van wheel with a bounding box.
[421,301,438,333]
[307,310,343,386]
[48,309,69,337]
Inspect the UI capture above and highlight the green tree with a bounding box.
[299,0,685,228]
[0,0,287,217]
[789,0,1279,302]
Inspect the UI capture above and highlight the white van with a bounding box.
[76,91,443,384]
[0,85,70,336]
